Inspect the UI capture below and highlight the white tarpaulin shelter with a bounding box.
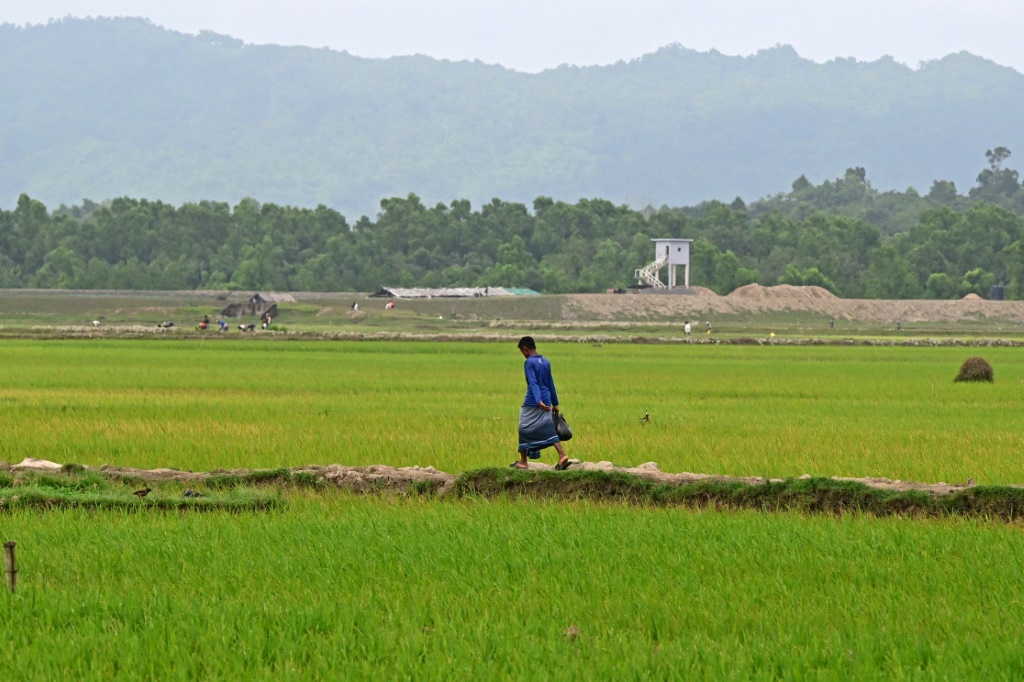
[371,287,539,298]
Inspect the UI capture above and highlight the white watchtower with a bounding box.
[635,238,692,289]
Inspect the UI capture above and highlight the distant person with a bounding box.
[385,300,394,310]
[512,336,570,471]
[684,321,692,337]
[217,319,227,332]
[897,321,902,332]
[262,314,272,329]
[351,302,360,312]
[829,318,835,329]
[705,320,712,334]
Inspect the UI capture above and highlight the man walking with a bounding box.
[512,336,570,470]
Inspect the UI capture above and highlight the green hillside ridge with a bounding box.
[1,17,1023,216]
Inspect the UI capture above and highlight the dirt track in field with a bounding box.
[8,458,981,497]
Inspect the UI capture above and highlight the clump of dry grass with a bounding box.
[954,356,994,383]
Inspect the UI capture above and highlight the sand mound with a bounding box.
[688,286,719,296]
[961,293,984,300]
[727,284,837,300]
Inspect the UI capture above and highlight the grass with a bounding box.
[2,338,1024,677]
[4,495,1024,679]
[0,469,281,512]
[0,484,279,512]
[1,339,1024,484]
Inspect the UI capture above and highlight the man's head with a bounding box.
[518,336,536,356]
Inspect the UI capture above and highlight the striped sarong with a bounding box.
[518,405,559,458]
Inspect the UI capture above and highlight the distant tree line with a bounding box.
[2,150,1024,299]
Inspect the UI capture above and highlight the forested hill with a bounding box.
[2,18,1023,217]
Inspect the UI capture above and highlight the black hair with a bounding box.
[518,336,536,350]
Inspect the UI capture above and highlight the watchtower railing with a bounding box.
[634,255,668,288]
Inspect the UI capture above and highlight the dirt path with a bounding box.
[8,458,980,497]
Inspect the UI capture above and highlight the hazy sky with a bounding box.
[3,0,1024,73]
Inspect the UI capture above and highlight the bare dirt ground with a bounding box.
[562,285,1024,324]
[7,458,980,497]
[28,283,1024,345]
[6,286,1024,341]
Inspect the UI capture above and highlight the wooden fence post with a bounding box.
[3,541,15,594]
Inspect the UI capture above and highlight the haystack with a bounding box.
[954,356,993,383]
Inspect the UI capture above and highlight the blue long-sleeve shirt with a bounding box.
[523,354,559,407]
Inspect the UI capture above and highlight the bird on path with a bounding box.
[132,487,152,498]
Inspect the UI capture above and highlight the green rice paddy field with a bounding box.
[4,339,1024,678]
